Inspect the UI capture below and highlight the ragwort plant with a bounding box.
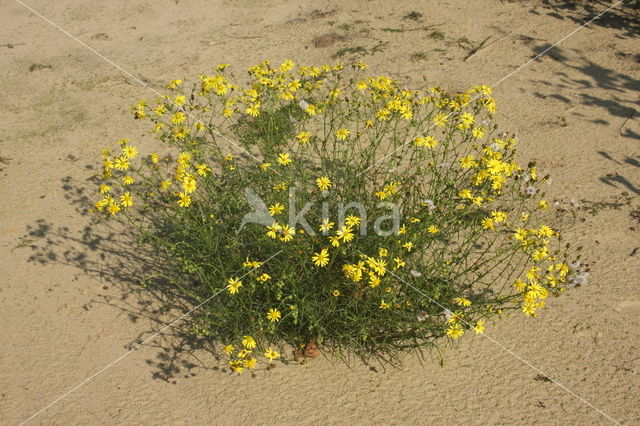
[92,60,584,373]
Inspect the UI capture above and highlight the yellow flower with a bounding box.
[471,127,485,139]
[312,248,330,267]
[356,80,368,90]
[460,155,477,169]
[196,164,211,176]
[459,189,472,199]
[266,308,281,322]
[433,113,448,127]
[379,248,388,257]
[99,184,110,194]
[237,349,253,359]
[481,217,495,230]
[280,59,295,72]
[303,104,317,115]
[150,153,159,164]
[376,108,390,120]
[243,258,262,268]
[316,176,332,191]
[427,225,439,234]
[177,193,191,207]
[513,279,527,292]
[332,289,340,297]
[414,136,438,148]
[167,79,182,89]
[223,344,234,355]
[171,112,186,124]
[277,153,292,165]
[335,128,350,140]
[153,105,167,116]
[319,218,335,233]
[246,103,260,117]
[368,274,381,288]
[266,223,282,239]
[532,247,549,261]
[177,152,192,165]
[491,211,508,222]
[329,236,341,247]
[296,132,311,144]
[538,225,554,237]
[120,192,133,208]
[182,177,197,194]
[402,241,414,251]
[122,146,138,159]
[446,324,464,339]
[375,190,388,200]
[256,273,271,282]
[229,360,244,373]
[379,300,390,310]
[457,112,474,129]
[114,157,130,170]
[269,203,285,216]
[393,257,406,269]
[160,180,172,191]
[453,297,472,307]
[514,228,528,241]
[242,335,257,349]
[264,348,281,361]
[279,224,295,242]
[539,200,549,210]
[260,162,272,171]
[174,95,187,106]
[521,303,537,317]
[345,215,361,227]
[107,202,121,216]
[244,358,257,369]
[227,277,243,294]
[336,225,354,242]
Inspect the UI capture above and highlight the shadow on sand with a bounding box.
[24,174,228,382]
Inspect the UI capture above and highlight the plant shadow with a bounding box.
[520,41,640,135]
[24,173,230,381]
[530,0,640,38]
[596,151,640,196]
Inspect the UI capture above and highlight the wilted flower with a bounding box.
[443,309,453,321]
[422,199,435,211]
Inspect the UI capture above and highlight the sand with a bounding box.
[1,0,639,424]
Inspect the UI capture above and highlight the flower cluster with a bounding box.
[92,60,579,371]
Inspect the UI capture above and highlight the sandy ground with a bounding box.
[1,0,639,424]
